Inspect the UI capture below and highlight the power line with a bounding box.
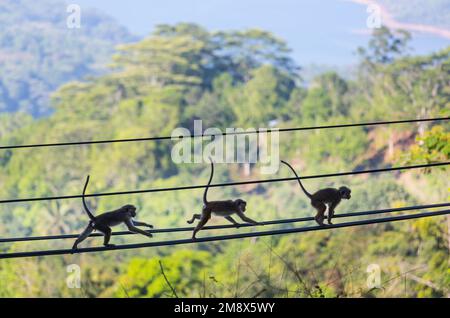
[1,202,448,243]
[0,117,448,150]
[1,208,448,259]
[0,161,447,205]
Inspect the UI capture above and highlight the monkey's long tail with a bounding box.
[203,158,214,204]
[281,160,312,199]
[82,175,96,221]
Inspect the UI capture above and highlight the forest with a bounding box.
[0,22,449,297]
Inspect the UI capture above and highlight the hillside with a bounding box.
[0,0,135,116]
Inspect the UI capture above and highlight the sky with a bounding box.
[73,0,449,66]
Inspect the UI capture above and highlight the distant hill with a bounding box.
[0,0,136,116]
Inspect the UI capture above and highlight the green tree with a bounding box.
[110,250,213,297]
[399,125,450,164]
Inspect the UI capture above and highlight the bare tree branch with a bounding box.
[159,260,179,298]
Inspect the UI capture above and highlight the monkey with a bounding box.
[187,158,262,239]
[72,175,154,250]
[281,160,351,226]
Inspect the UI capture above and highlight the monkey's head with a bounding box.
[122,204,137,217]
[338,186,351,200]
[235,199,247,212]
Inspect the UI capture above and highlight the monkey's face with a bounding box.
[123,204,137,217]
[339,187,351,200]
[236,199,247,212]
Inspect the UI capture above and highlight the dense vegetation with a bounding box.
[0,0,134,116]
[0,24,448,297]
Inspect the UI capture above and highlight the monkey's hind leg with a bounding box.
[96,225,115,247]
[72,224,95,250]
[192,212,211,240]
[312,201,326,226]
[187,214,201,224]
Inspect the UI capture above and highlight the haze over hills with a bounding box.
[1,0,449,116]
[69,0,450,81]
[380,0,450,30]
[0,0,135,116]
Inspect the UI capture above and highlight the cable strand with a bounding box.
[0,161,447,205]
[0,117,448,150]
[1,202,448,243]
[1,208,448,259]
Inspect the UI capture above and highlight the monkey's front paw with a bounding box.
[147,224,154,228]
[187,220,193,224]
[104,244,116,248]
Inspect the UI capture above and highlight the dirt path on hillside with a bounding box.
[350,0,450,39]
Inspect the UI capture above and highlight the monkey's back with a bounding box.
[205,200,237,216]
[95,210,130,227]
[311,188,341,204]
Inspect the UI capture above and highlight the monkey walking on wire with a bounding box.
[72,175,154,250]
[281,160,351,226]
[187,158,262,239]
